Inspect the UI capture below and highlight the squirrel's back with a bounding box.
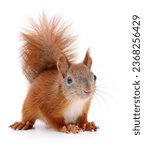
[21,14,76,83]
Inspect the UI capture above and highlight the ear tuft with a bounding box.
[57,55,70,78]
[83,49,92,69]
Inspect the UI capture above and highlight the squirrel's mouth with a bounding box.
[83,90,92,97]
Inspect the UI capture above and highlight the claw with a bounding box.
[9,122,18,128]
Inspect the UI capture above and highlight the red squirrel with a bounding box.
[9,14,98,133]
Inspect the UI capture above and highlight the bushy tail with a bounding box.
[21,14,76,83]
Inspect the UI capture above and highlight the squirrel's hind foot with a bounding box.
[9,121,34,130]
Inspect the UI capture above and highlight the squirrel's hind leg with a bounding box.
[9,99,37,130]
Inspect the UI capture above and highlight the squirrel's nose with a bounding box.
[83,83,92,95]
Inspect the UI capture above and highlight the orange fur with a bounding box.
[10,14,98,133]
[21,14,76,83]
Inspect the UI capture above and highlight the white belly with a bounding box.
[64,100,87,124]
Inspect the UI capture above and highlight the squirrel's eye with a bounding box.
[94,75,97,81]
[67,77,73,84]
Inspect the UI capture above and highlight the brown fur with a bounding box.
[10,14,98,133]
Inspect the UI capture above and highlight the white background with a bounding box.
[0,0,143,149]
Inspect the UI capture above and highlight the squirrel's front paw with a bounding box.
[60,124,80,134]
[82,121,99,132]
[67,124,80,134]
[9,121,33,130]
[60,126,69,133]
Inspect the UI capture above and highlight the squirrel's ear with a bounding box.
[57,55,70,78]
[83,49,92,69]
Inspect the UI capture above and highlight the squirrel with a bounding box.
[9,14,98,133]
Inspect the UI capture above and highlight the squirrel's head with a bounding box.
[57,50,96,101]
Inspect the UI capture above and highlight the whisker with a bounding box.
[94,91,109,106]
[96,89,117,103]
[94,92,112,110]
[93,94,102,106]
